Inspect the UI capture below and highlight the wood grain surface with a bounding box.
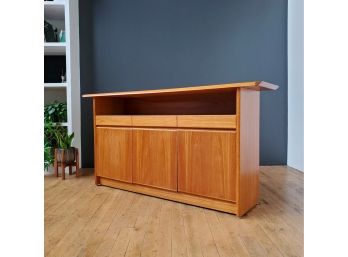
[96,115,132,126]
[45,166,303,257]
[236,88,260,216]
[83,81,278,98]
[178,129,237,202]
[132,129,177,191]
[132,115,177,127]
[177,115,236,129]
[95,127,132,183]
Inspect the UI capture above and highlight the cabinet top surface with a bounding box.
[82,81,278,98]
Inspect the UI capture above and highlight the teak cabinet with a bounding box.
[83,81,278,216]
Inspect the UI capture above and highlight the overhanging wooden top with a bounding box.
[82,81,278,98]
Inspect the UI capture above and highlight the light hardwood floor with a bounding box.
[45,166,303,257]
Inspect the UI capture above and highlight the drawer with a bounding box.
[132,115,177,127]
[95,115,132,126]
[177,115,236,129]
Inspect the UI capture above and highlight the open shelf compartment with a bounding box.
[94,89,237,129]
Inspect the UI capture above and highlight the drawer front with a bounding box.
[96,115,132,126]
[132,115,177,127]
[178,129,237,202]
[96,115,235,129]
[177,115,236,129]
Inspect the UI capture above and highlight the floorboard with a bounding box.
[45,166,303,257]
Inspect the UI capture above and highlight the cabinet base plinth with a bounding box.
[99,177,238,215]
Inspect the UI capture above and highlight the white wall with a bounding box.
[287,0,304,171]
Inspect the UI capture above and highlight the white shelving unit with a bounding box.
[44,0,81,162]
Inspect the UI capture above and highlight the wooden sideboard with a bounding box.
[83,81,278,216]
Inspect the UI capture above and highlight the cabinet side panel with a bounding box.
[237,89,260,216]
[93,98,99,184]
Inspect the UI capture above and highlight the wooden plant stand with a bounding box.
[54,148,79,180]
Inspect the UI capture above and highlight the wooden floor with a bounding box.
[45,166,303,257]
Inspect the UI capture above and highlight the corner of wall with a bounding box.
[287,0,304,172]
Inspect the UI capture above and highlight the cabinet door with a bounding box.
[178,130,236,202]
[95,127,132,183]
[133,129,177,191]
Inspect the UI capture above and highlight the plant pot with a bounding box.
[56,147,75,164]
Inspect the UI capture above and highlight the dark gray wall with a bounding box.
[79,0,95,168]
[79,0,287,167]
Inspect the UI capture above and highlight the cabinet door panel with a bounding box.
[95,127,132,182]
[178,130,236,202]
[133,129,177,191]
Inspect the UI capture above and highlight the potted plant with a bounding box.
[43,102,68,171]
[44,120,55,171]
[54,130,75,164]
[44,142,54,171]
[44,102,67,123]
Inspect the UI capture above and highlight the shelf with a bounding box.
[44,83,67,89]
[44,42,66,55]
[52,122,68,127]
[44,1,65,20]
[44,0,65,5]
